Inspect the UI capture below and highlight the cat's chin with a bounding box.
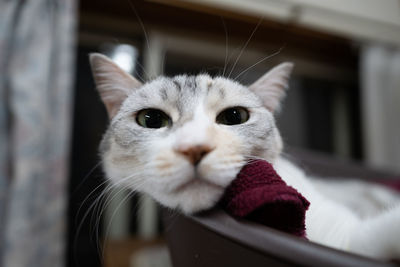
[173,177,222,194]
[151,179,225,214]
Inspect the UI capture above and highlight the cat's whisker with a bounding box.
[234,46,284,81]
[161,50,167,75]
[223,43,243,78]
[75,177,113,234]
[242,154,267,165]
[73,161,103,196]
[132,59,149,83]
[90,176,146,255]
[243,154,264,159]
[92,184,126,230]
[220,16,229,77]
[227,17,263,79]
[101,189,137,255]
[127,0,149,55]
[75,171,144,249]
[91,184,119,257]
[73,181,112,260]
[90,183,119,237]
[75,175,109,226]
[124,0,152,81]
[125,178,147,191]
[99,173,144,205]
[95,182,134,226]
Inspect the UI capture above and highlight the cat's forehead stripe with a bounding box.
[164,75,228,98]
[218,87,226,100]
[185,76,197,94]
[173,80,181,91]
[160,87,168,101]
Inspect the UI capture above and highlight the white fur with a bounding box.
[173,103,214,152]
[274,158,400,258]
[312,178,400,218]
[90,54,400,260]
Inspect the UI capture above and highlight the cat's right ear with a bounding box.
[89,53,142,118]
[249,62,294,113]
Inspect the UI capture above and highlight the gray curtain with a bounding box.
[0,0,77,266]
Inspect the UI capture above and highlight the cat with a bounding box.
[89,53,400,260]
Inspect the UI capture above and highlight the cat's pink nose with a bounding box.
[177,145,214,165]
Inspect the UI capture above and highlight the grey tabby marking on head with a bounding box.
[172,80,182,92]
[160,87,169,101]
[184,76,197,94]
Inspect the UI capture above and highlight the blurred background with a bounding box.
[1,0,399,267]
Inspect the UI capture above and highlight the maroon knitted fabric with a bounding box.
[220,160,310,237]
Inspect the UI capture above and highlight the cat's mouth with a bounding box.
[173,177,223,193]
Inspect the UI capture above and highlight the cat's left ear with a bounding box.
[249,62,294,113]
[89,53,142,118]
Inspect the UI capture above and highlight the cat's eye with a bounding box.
[216,107,249,125]
[136,109,172,128]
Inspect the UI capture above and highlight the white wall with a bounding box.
[178,0,400,46]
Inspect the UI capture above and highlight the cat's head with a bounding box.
[90,53,293,214]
